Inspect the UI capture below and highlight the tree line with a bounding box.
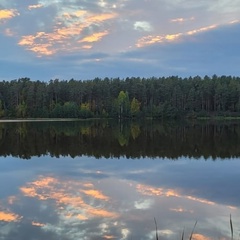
[0,75,240,118]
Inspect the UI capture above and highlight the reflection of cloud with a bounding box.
[8,196,17,205]
[134,199,154,210]
[32,221,45,227]
[137,184,180,197]
[0,211,21,222]
[186,196,215,205]
[170,207,193,213]
[137,184,215,206]
[192,233,211,240]
[20,176,118,221]
[81,189,109,200]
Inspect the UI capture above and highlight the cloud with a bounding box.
[136,23,219,47]
[18,11,117,56]
[1,0,240,80]
[134,21,153,32]
[28,4,43,10]
[0,9,18,20]
[0,210,21,222]
[20,176,118,220]
[79,31,109,43]
[170,17,195,23]
[136,183,217,206]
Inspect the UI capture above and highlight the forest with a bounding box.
[0,74,240,119]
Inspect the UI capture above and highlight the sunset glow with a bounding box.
[1,0,240,87]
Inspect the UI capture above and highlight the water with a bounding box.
[0,120,239,240]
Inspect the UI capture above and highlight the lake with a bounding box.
[0,120,239,240]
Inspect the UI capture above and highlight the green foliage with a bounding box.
[1,75,240,119]
[0,100,4,118]
[117,91,130,118]
[80,102,93,118]
[130,97,141,117]
[16,101,27,118]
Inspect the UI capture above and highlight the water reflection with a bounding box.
[0,120,240,239]
[0,120,240,159]
[0,154,239,240]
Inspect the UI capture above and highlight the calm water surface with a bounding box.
[0,120,239,240]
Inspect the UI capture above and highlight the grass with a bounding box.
[154,218,197,240]
[154,215,235,240]
[230,214,233,240]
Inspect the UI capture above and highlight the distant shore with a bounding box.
[0,118,81,122]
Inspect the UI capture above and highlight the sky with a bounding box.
[0,0,240,81]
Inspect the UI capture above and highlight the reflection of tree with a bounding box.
[130,123,141,140]
[0,123,5,141]
[16,123,27,139]
[1,120,240,159]
[118,133,129,147]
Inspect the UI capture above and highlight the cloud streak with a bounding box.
[18,10,117,56]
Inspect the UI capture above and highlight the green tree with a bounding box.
[117,91,130,118]
[0,100,4,118]
[130,97,141,117]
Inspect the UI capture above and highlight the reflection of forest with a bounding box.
[0,120,240,159]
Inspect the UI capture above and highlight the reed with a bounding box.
[230,214,233,240]
[154,216,235,240]
[154,219,197,240]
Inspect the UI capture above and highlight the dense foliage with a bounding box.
[1,75,240,118]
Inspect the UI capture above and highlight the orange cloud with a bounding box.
[136,24,218,47]
[88,208,117,218]
[170,207,193,213]
[186,24,217,35]
[0,9,18,20]
[104,235,116,239]
[82,45,92,49]
[136,184,180,197]
[86,13,116,23]
[79,31,109,43]
[186,196,215,205]
[81,189,109,200]
[192,233,212,240]
[0,211,21,222]
[20,176,118,221]
[18,11,117,56]
[170,17,195,23]
[137,184,216,206]
[32,221,45,227]
[28,4,43,10]
[136,33,182,47]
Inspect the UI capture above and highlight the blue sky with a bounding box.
[0,0,240,81]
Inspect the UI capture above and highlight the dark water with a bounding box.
[0,120,239,240]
